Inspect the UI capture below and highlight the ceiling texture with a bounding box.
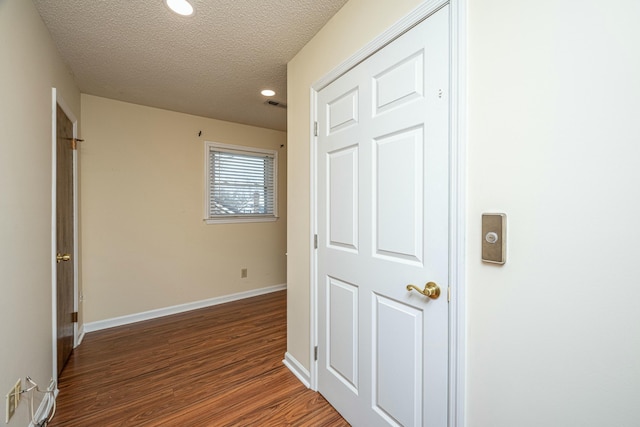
[33,0,349,131]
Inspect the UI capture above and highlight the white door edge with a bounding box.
[447,1,468,425]
[308,1,467,425]
[51,88,80,383]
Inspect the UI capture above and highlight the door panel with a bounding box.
[328,89,359,133]
[373,295,423,426]
[56,104,75,376]
[317,6,450,427]
[328,145,359,251]
[373,52,424,115]
[327,277,359,392]
[374,127,424,262]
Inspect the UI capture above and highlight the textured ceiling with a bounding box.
[33,0,349,131]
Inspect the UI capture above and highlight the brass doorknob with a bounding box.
[406,281,440,299]
[56,253,71,263]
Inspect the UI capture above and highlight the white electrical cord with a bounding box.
[23,377,57,426]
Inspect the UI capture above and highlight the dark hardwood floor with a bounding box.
[49,290,348,426]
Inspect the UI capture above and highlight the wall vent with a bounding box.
[265,100,287,109]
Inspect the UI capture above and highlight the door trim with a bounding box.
[51,88,80,382]
[308,0,467,425]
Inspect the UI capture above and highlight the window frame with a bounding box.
[204,141,278,224]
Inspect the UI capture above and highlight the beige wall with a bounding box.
[80,95,287,323]
[0,0,80,424]
[288,0,640,425]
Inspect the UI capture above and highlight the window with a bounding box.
[204,141,278,224]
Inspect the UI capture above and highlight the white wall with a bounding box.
[288,0,640,425]
[80,95,287,323]
[0,0,80,424]
[466,1,640,425]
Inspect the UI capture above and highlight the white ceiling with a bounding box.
[33,0,349,131]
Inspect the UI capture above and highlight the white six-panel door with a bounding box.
[317,6,450,427]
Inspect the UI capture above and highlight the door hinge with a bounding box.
[65,137,84,150]
[314,346,318,361]
[314,234,318,249]
[314,121,318,137]
[71,312,78,323]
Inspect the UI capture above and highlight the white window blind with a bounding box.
[205,142,278,223]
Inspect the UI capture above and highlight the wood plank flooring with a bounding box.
[49,291,348,426]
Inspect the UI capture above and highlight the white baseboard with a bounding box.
[84,284,287,333]
[283,351,311,388]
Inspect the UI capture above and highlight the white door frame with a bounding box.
[51,88,80,383]
[308,0,467,424]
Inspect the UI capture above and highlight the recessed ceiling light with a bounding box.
[164,0,194,16]
[261,89,276,97]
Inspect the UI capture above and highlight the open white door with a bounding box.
[316,6,450,426]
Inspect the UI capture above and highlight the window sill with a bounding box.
[205,216,279,225]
